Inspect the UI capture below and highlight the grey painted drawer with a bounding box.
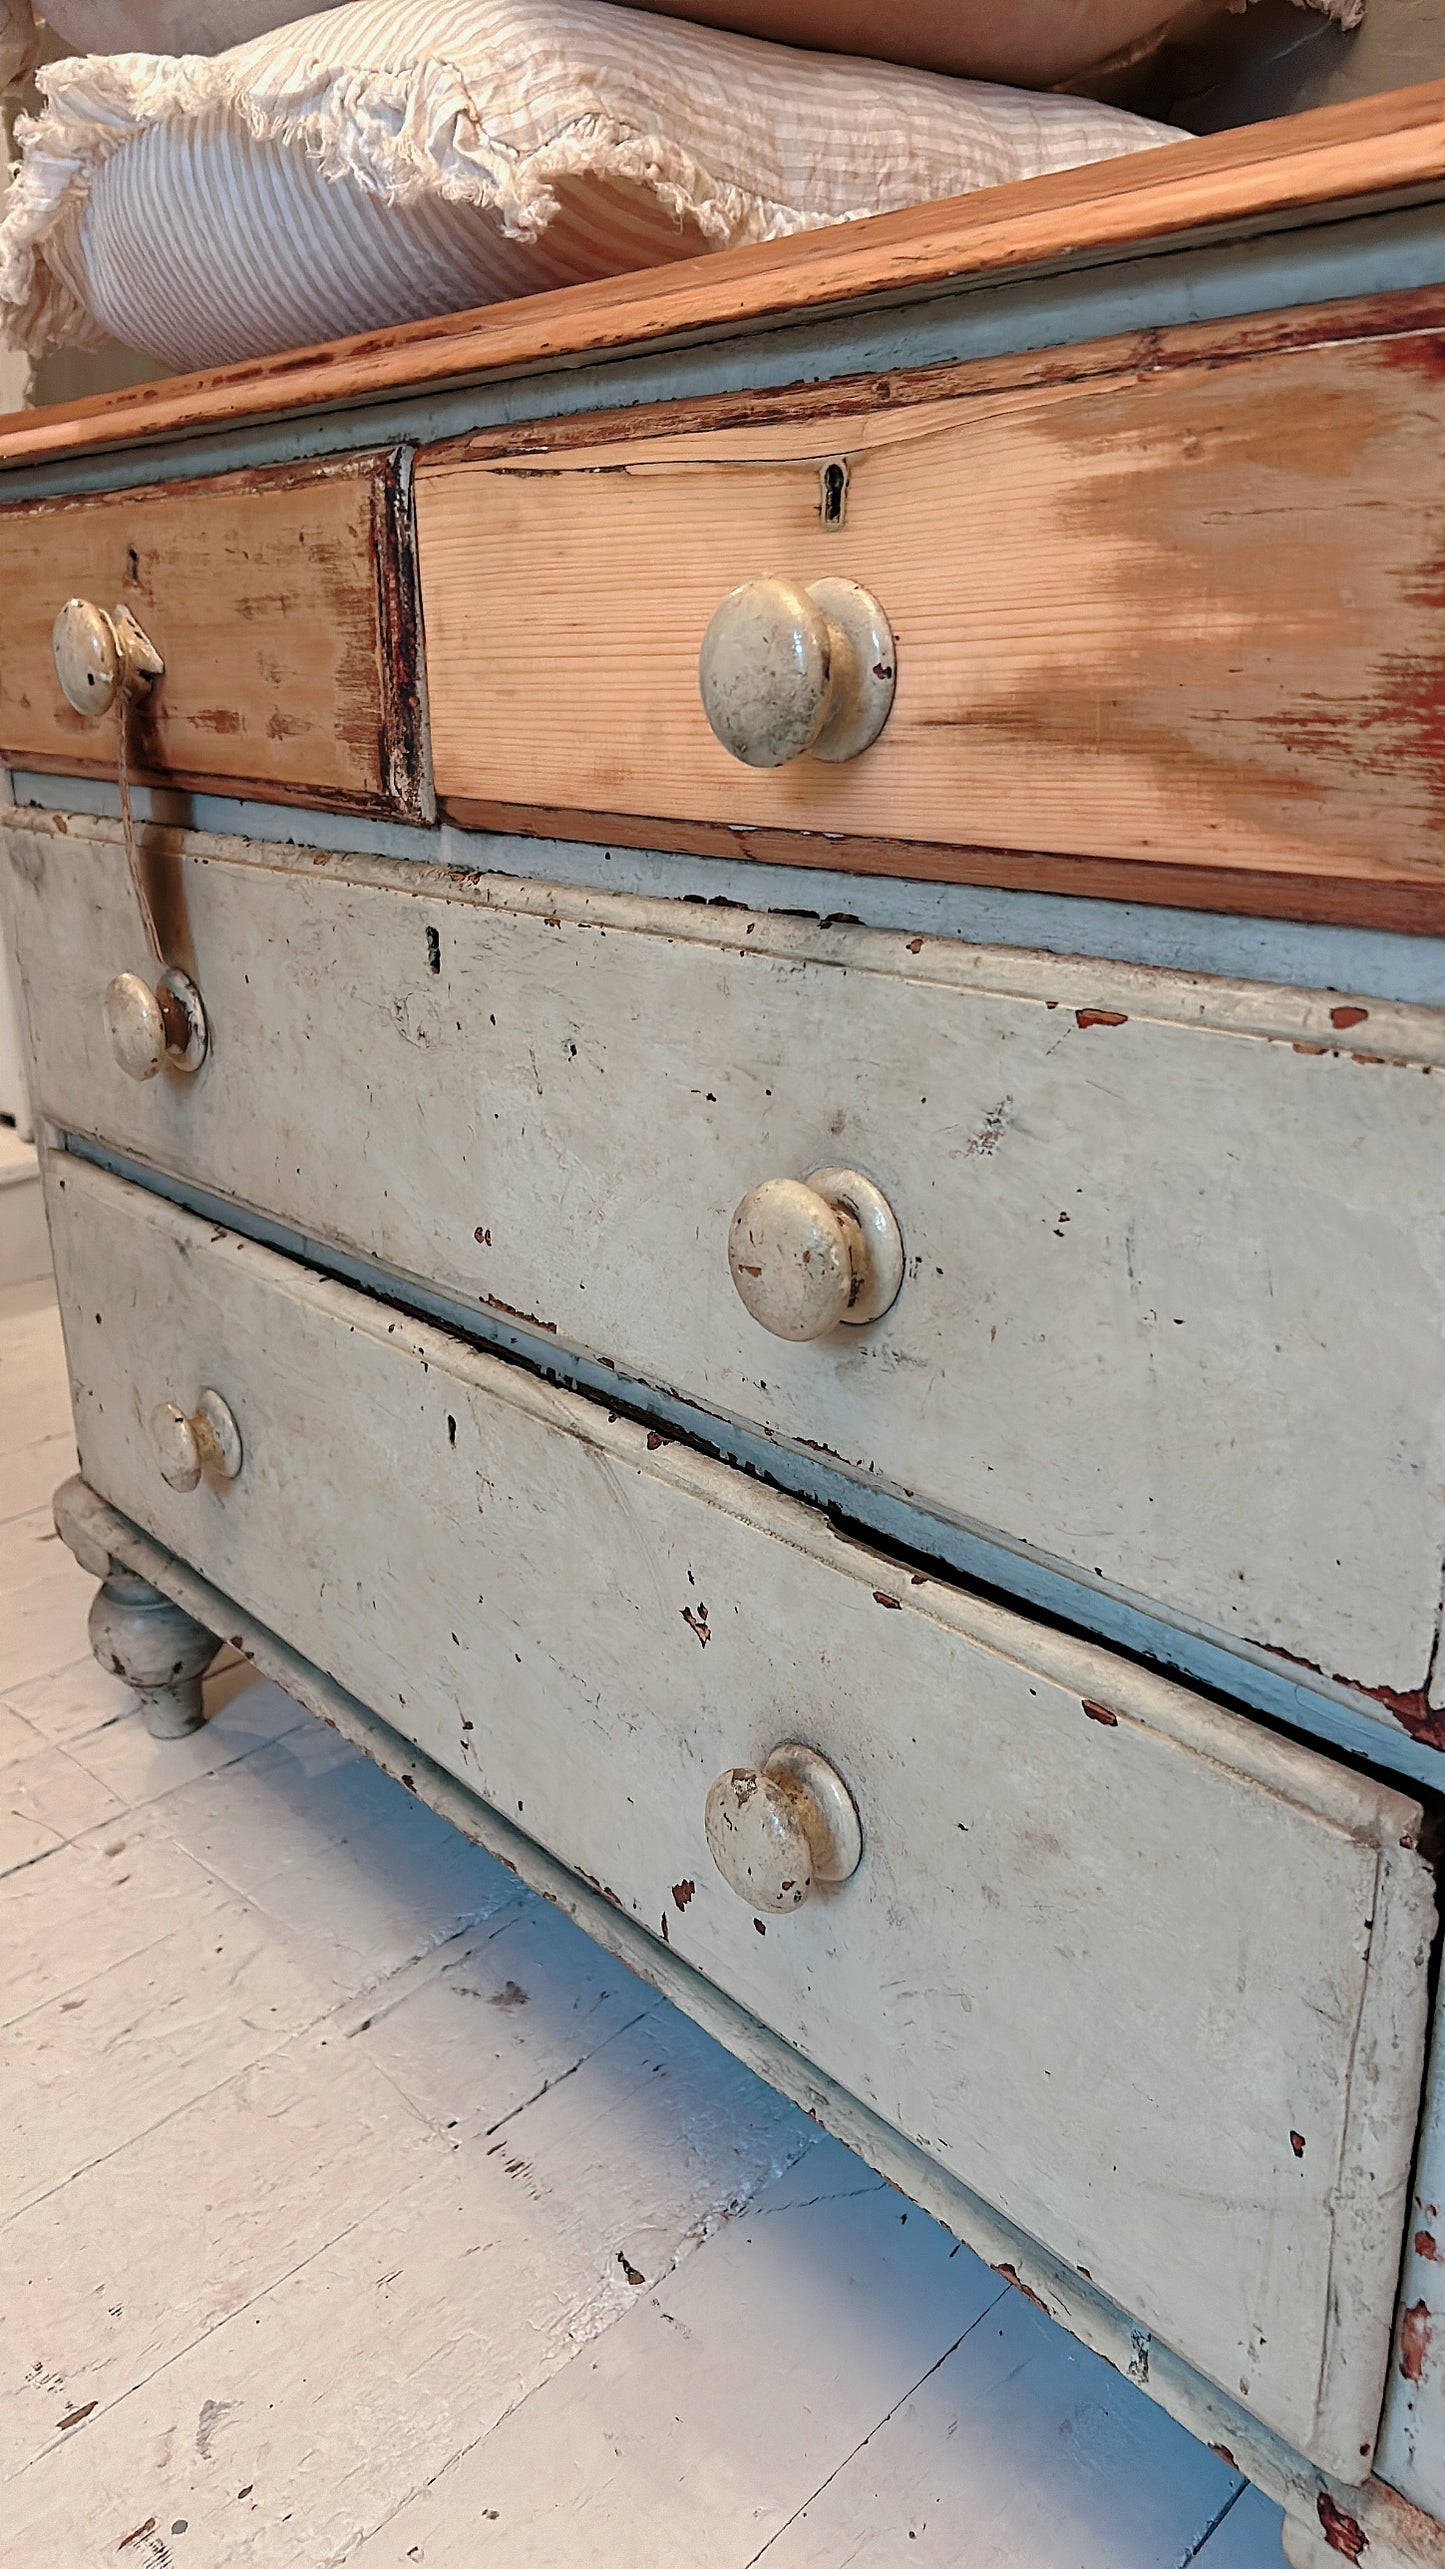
[43,1151,1436,2480]
[12,812,1445,1728]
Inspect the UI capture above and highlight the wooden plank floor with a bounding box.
[0,1273,1290,2567]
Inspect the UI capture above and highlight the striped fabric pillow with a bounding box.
[0,0,1186,373]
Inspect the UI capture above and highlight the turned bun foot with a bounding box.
[88,1570,220,1739]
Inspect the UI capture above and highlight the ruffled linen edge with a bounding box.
[0,34,903,351]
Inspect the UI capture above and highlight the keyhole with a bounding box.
[819,461,848,529]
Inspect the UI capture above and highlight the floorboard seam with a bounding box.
[4,2178,442,2489]
[1176,2479,1250,2564]
[481,1998,664,2138]
[331,2121,825,2563]
[741,2286,1016,2567]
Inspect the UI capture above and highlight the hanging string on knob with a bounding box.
[51,597,208,1084]
[51,596,166,965]
[115,688,164,968]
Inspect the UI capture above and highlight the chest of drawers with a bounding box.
[8,84,1445,2569]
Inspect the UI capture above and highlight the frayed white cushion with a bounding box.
[0,0,1187,373]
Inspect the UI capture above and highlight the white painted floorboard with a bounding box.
[0,1277,1288,2567]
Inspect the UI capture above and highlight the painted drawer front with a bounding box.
[417,313,1445,927]
[46,1154,1436,2479]
[1377,2016,1445,2514]
[0,453,428,817]
[12,816,1445,1730]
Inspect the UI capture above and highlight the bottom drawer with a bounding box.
[46,1154,1435,2478]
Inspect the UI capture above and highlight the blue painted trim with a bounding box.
[18,770,1445,1003]
[63,1130,1445,1795]
[7,200,1445,501]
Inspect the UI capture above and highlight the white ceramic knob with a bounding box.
[52,598,163,720]
[705,1742,862,1915]
[699,575,895,767]
[151,1389,243,1493]
[728,1165,903,1341]
[103,967,208,1081]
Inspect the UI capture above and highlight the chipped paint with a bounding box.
[993,2261,1052,2316]
[1400,2299,1434,2384]
[1315,2492,1368,2560]
[1074,1008,1130,1030]
[483,1296,557,1336]
[1082,1701,1119,1727]
[965,1098,1014,1158]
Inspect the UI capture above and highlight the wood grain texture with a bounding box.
[352,2172,1236,2569]
[4,82,1445,467]
[416,316,1445,904]
[0,451,430,818]
[440,796,1445,932]
[12,811,1445,1719]
[40,1152,1435,2479]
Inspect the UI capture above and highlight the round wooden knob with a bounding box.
[53,598,163,720]
[705,1742,862,1915]
[151,1389,243,1493]
[103,968,208,1082]
[698,575,895,767]
[728,1165,903,1341]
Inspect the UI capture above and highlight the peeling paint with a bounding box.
[1259,1640,1445,1752]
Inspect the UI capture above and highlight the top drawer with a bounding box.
[415,311,1445,927]
[0,451,429,820]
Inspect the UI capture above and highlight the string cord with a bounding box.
[117,693,163,966]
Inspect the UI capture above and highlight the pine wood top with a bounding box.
[4,79,1445,469]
